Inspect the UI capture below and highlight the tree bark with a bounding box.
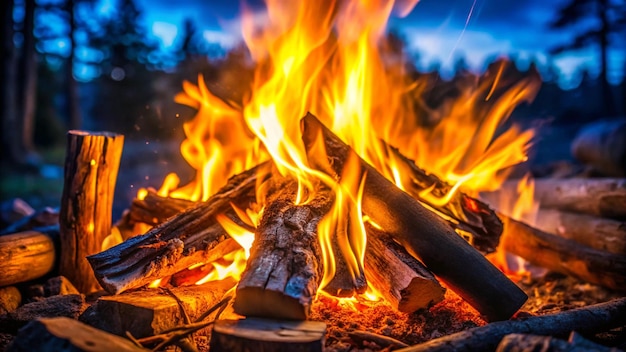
[500,215,626,290]
[7,317,147,352]
[397,297,626,352]
[365,225,445,313]
[533,208,626,255]
[210,318,326,352]
[0,230,56,287]
[18,0,37,154]
[88,164,264,294]
[59,131,124,293]
[301,113,527,322]
[233,182,331,320]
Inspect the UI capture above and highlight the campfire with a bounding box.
[1,0,625,351]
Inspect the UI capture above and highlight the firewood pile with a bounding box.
[1,114,625,352]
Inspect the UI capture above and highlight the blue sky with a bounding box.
[100,0,624,87]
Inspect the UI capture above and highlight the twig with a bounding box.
[348,330,409,349]
[163,287,192,325]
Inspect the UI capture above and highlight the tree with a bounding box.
[1,0,20,166]
[17,0,38,155]
[549,0,626,115]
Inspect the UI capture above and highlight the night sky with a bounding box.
[101,0,624,86]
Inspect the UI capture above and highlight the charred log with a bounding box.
[129,189,195,226]
[301,112,527,322]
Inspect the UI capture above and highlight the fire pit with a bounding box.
[1,0,625,351]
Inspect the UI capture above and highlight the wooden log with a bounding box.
[0,230,56,286]
[0,206,58,236]
[88,164,265,294]
[0,287,21,315]
[59,130,124,293]
[79,278,235,338]
[233,182,330,320]
[209,318,326,352]
[364,225,445,313]
[301,113,527,322]
[129,189,195,226]
[397,297,626,352]
[571,118,626,177]
[506,178,626,220]
[500,215,626,290]
[386,145,503,253]
[7,317,147,352]
[496,332,620,352]
[533,208,626,255]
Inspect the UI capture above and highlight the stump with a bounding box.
[59,131,124,293]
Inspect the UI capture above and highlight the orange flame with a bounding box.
[141,0,539,298]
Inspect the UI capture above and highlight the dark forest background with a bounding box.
[1,0,625,210]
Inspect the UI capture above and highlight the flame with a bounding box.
[140,0,540,298]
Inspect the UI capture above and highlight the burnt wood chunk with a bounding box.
[129,189,196,226]
[365,226,445,313]
[301,112,527,322]
[59,130,124,293]
[233,182,331,320]
[88,164,264,294]
[0,230,56,287]
[398,297,626,352]
[7,317,147,352]
[500,215,626,290]
[210,318,326,352]
[496,332,620,352]
[0,294,88,334]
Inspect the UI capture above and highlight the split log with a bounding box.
[0,230,56,286]
[301,113,527,322]
[496,332,620,352]
[533,208,626,255]
[364,225,445,313]
[386,145,503,253]
[59,130,124,293]
[7,317,147,352]
[234,182,332,320]
[500,215,626,290]
[210,318,326,352]
[80,278,235,338]
[129,189,195,226]
[508,178,626,220]
[397,297,626,352]
[88,164,266,294]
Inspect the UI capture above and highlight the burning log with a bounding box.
[129,189,195,226]
[364,225,445,313]
[301,113,527,322]
[59,130,124,293]
[500,216,626,290]
[496,332,620,352]
[88,164,265,294]
[210,318,326,352]
[386,145,503,253]
[533,208,626,255]
[234,181,333,320]
[397,297,626,352]
[7,317,147,352]
[510,178,626,220]
[0,230,56,287]
[80,279,235,338]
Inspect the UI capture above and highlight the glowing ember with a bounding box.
[137,0,540,302]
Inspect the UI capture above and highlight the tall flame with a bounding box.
[147,0,540,297]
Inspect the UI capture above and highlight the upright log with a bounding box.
[0,230,56,286]
[301,113,527,322]
[59,131,124,293]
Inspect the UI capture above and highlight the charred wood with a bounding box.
[0,294,87,334]
[496,332,620,352]
[301,112,527,322]
[59,131,124,293]
[129,189,196,226]
[364,225,445,313]
[209,318,326,352]
[0,207,58,236]
[7,317,147,352]
[500,216,626,290]
[398,297,626,352]
[88,164,265,294]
